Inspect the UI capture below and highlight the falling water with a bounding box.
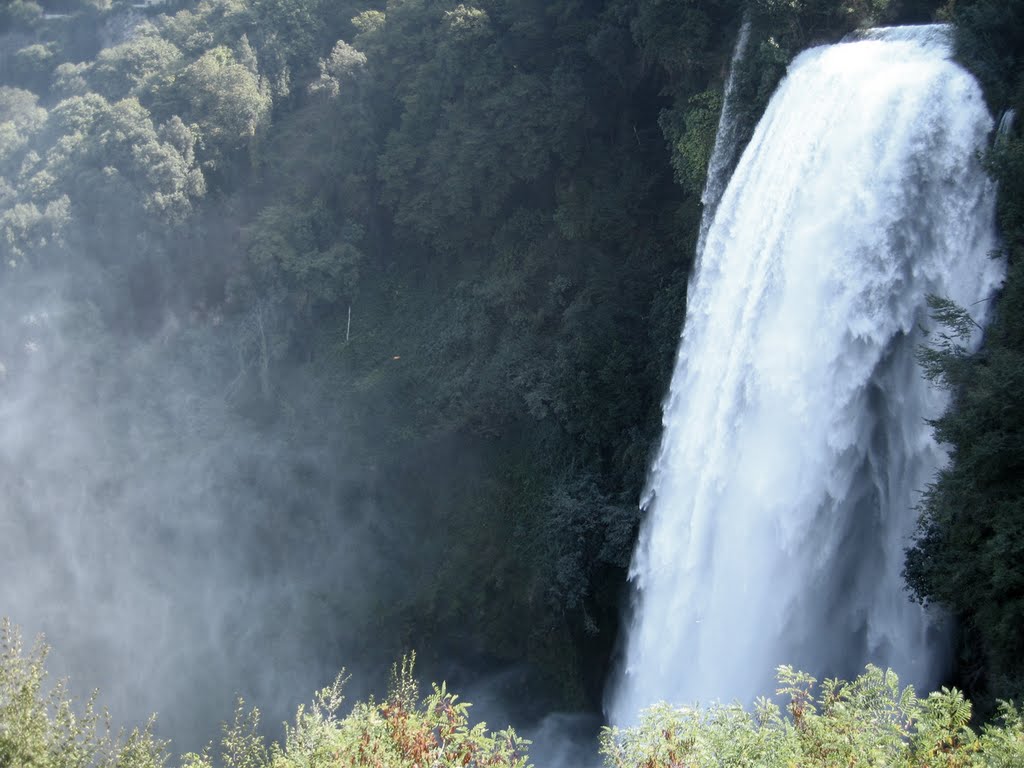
[696,16,753,259]
[611,25,1005,722]
[997,108,1017,144]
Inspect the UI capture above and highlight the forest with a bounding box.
[0,0,1022,763]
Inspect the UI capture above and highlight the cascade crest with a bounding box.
[611,25,1004,723]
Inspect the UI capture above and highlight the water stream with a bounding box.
[611,24,1004,721]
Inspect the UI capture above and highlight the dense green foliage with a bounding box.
[180,656,532,768]
[2,0,1018,727]
[602,666,1024,768]
[0,619,168,768]
[903,0,1024,715]
[5,623,1024,768]
[0,623,530,768]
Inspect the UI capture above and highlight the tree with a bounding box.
[41,95,205,229]
[159,0,254,57]
[177,45,272,168]
[243,201,364,308]
[0,87,46,175]
[950,0,1024,111]
[11,43,56,93]
[904,114,1024,709]
[308,40,366,100]
[249,0,327,92]
[90,35,184,101]
[52,62,91,99]
[0,197,70,270]
[376,0,572,253]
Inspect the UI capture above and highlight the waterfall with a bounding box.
[610,25,1005,722]
[696,16,752,259]
[997,108,1017,144]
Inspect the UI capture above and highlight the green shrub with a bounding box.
[6,618,1024,767]
[0,618,168,768]
[1,624,530,768]
[181,653,532,768]
[601,665,1024,768]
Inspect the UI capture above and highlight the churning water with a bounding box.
[611,25,1004,721]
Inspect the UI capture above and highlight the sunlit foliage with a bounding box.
[1,626,529,768]
[6,625,1024,768]
[602,666,1024,768]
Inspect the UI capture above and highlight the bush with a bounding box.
[6,619,1024,768]
[601,666,1024,768]
[0,618,168,768]
[0,623,529,768]
[185,654,532,768]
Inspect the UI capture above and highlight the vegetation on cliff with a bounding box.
[904,0,1024,713]
[0,0,1021,728]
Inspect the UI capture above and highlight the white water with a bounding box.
[696,16,752,259]
[611,25,1004,721]
[998,108,1017,143]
